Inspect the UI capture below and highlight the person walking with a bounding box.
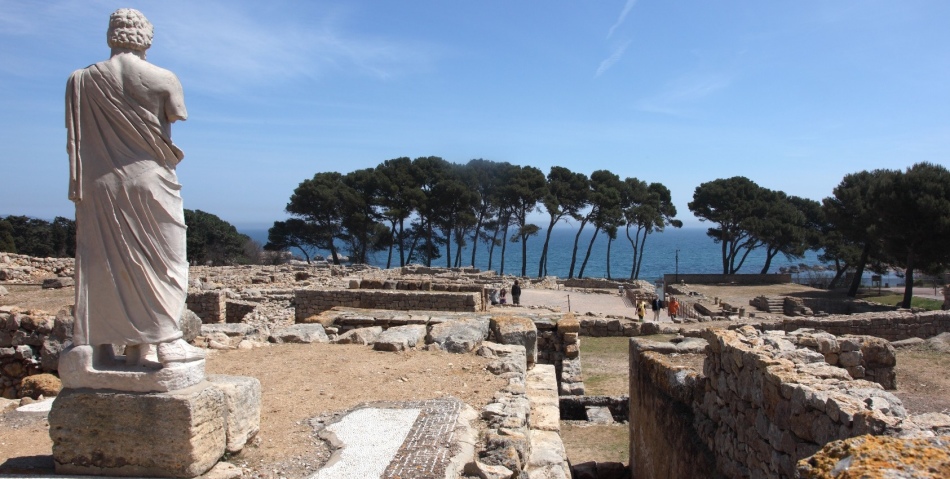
[669,297,679,320]
[651,297,660,321]
[500,288,507,304]
[636,300,646,321]
[511,280,522,305]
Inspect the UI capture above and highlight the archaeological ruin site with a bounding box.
[1,252,949,478]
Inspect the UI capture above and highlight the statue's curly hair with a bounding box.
[106,8,153,51]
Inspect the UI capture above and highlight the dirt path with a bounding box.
[0,344,506,478]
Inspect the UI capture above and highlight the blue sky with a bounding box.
[2,0,948,231]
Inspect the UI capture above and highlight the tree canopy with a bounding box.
[183,209,255,265]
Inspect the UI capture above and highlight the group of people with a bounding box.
[635,295,680,322]
[489,280,522,306]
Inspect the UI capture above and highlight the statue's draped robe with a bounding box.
[66,61,187,346]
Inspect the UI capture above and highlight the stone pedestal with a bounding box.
[58,344,205,393]
[49,376,261,478]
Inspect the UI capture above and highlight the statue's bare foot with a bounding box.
[157,339,205,365]
[125,344,161,369]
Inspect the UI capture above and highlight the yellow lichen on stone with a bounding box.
[798,434,950,478]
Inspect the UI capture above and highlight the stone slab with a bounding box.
[427,317,489,353]
[374,325,426,352]
[270,324,329,344]
[49,382,227,477]
[58,344,205,393]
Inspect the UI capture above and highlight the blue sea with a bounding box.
[241,225,899,284]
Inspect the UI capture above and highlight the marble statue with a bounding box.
[64,8,203,376]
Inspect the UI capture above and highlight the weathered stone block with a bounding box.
[490,316,538,365]
[49,383,227,477]
[207,375,261,454]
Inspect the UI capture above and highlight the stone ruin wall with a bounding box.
[294,289,484,320]
[0,310,71,399]
[186,290,226,323]
[628,327,950,479]
[759,310,950,342]
[664,273,793,286]
[0,253,74,283]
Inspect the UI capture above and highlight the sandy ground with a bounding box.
[0,344,506,477]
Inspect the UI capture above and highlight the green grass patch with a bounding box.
[861,294,944,310]
[561,422,629,464]
[582,336,631,356]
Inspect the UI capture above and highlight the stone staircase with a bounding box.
[752,295,785,314]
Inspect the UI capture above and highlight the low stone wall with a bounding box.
[186,290,226,324]
[664,273,792,286]
[578,316,662,337]
[628,327,950,479]
[294,289,483,320]
[797,297,895,315]
[399,265,481,275]
[0,253,74,283]
[226,300,259,324]
[534,315,585,395]
[0,309,72,399]
[757,310,950,342]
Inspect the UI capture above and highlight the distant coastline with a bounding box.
[240,226,898,285]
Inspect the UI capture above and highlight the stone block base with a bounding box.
[49,377,261,477]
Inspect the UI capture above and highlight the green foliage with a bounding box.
[1,215,76,257]
[623,179,681,279]
[0,219,15,253]
[184,209,252,265]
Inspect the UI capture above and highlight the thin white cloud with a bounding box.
[153,2,438,94]
[607,0,638,38]
[595,40,632,77]
[636,73,733,116]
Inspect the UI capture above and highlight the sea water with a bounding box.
[240,226,879,283]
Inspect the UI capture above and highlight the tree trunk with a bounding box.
[828,259,848,289]
[500,222,510,275]
[538,217,557,278]
[521,234,528,277]
[578,227,600,279]
[847,242,871,298]
[606,236,613,279]
[901,252,915,309]
[635,231,648,280]
[721,231,729,275]
[568,219,588,279]
[760,247,779,275]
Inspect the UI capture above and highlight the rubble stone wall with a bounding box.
[664,273,793,286]
[0,253,74,283]
[0,310,72,399]
[186,291,226,324]
[629,327,950,479]
[758,310,950,342]
[578,316,662,337]
[226,301,259,324]
[294,289,483,320]
[796,297,896,315]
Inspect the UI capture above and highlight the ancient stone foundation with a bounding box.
[294,289,484,320]
[759,310,950,342]
[0,310,71,399]
[629,327,950,479]
[186,290,226,324]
